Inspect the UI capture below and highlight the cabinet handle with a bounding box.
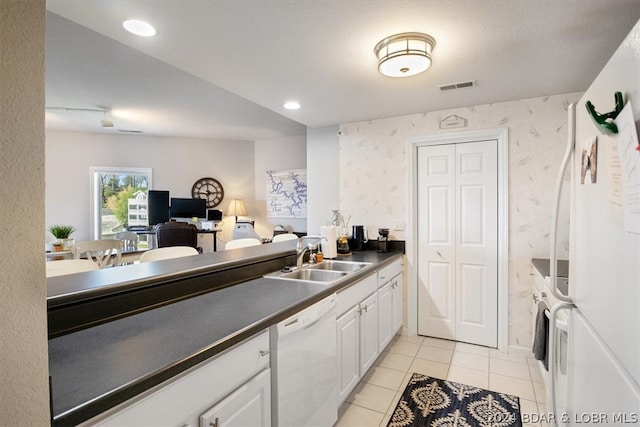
[210,417,219,427]
[259,349,270,357]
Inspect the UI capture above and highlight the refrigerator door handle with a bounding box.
[549,302,574,426]
[550,102,575,304]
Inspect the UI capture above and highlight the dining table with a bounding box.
[45,247,149,264]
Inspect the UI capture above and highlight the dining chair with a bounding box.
[155,222,201,252]
[225,238,262,250]
[73,239,123,268]
[139,246,200,263]
[116,231,139,251]
[272,233,298,243]
[46,259,99,277]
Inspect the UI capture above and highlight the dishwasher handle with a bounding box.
[301,309,333,330]
[277,294,336,337]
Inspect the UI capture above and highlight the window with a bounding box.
[91,167,152,240]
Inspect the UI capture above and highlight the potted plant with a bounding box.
[48,225,76,251]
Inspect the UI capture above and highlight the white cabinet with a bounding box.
[335,261,404,406]
[199,368,270,427]
[378,259,404,351]
[359,291,379,374]
[336,273,380,404]
[377,281,393,350]
[377,260,402,287]
[336,273,377,317]
[391,273,403,333]
[82,331,270,427]
[336,305,360,404]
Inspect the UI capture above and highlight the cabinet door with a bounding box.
[359,292,379,373]
[391,273,404,334]
[199,368,271,427]
[85,331,270,427]
[336,305,360,405]
[377,283,393,351]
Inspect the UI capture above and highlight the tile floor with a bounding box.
[335,334,549,427]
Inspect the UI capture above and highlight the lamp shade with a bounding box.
[225,199,247,218]
[374,32,435,78]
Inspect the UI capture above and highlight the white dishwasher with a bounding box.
[271,293,337,427]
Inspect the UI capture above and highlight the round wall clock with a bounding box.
[191,177,224,208]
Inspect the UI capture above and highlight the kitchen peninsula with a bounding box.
[48,241,404,425]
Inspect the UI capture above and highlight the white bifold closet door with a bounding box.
[417,140,498,348]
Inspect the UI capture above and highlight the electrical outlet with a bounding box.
[393,219,405,231]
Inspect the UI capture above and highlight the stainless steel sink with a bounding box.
[264,260,370,284]
[279,269,347,282]
[308,260,371,272]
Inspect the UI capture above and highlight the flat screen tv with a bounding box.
[170,197,206,219]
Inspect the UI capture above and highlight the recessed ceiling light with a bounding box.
[123,19,156,37]
[283,101,301,110]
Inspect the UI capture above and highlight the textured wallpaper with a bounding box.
[339,92,581,347]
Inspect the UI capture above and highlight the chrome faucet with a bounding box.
[296,236,327,268]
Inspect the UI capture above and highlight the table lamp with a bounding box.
[225,199,247,222]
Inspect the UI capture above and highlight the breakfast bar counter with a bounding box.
[47,243,403,425]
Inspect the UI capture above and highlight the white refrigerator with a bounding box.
[549,19,640,425]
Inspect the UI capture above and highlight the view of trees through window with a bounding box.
[92,168,152,242]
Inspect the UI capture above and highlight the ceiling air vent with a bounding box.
[439,80,476,91]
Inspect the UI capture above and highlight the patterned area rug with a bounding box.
[387,373,523,427]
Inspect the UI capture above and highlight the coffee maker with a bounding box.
[377,228,389,253]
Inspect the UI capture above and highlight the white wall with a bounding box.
[45,131,255,243]
[0,0,50,423]
[338,93,580,347]
[307,125,340,235]
[253,134,307,238]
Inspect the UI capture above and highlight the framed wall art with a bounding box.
[266,169,307,218]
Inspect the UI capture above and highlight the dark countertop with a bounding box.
[48,249,403,425]
[531,257,569,278]
[47,242,297,308]
[531,257,570,296]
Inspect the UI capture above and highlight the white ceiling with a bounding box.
[45,0,640,140]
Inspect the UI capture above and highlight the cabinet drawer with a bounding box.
[378,259,403,286]
[84,330,270,426]
[336,273,377,317]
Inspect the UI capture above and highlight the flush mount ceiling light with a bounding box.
[123,19,156,37]
[374,32,436,77]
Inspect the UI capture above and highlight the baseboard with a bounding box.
[508,343,534,356]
